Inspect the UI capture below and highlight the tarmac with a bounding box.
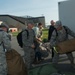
[11,36,24,56]
[11,36,75,73]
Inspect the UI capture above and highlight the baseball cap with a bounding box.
[0,22,9,29]
[55,21,62,28]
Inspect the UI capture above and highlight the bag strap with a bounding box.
[55,26,68,37]
[63,26,68,37]
[63,26,68,33]
[23,29,35,41]
[54,28,58,37]
[32,29,36,38]
[22,29,29,39]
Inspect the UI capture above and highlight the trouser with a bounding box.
[51,47,54,58]
[0,64,7,75]
[0,54,7,75]
[34,46,42,61]
[34,41,42,61]
[52,50,74,64]
[24,47,35,69]
[35,51,42,61]
[52,50,74,71]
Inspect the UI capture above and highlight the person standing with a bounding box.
[22,22,35,69]
[0,22,11,75]
[33,24,39,38]
[33,23,43,42]
[33,23,43,63]
[37,23,43,40]
[50,21,75,68]
[48,20,55,59]
[48,20,55,40]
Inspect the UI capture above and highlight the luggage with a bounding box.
[29,64,57,75]
[29,63,75,75]
[6,49,28,75]
[40,42,50,58]
[39,46,49,58]
[55,38,75,54]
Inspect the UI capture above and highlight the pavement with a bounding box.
[11,36,75,73]
[11,36,24,56]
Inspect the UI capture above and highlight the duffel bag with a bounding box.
[6,48,28,75]
[55,38,75,54]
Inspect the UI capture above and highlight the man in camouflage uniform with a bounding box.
[50,21,75,68]
[0,23,11,75]
[22,22,35,69]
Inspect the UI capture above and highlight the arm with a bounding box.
[2,31,11,51]
[50,30,57,47]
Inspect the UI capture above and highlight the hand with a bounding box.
[31,44,35,48]
[37,38,42,42]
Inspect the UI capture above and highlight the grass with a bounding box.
[11,31,19,36]
[42,29,48,40]
[11,28,48,40]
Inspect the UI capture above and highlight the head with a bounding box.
[55,21,62,30]
[50,20,55,26]
[0,23,9,32]
[38,23,43,29]
[27,22,34,29]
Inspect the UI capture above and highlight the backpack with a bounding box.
[17,29,29,48]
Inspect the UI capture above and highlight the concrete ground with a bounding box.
[11,36,24,56]
[11,36,75,62]
[11,36,75,73]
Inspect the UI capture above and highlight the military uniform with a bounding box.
[22,29,35,69]
[50,25,75,64]
[0,29,11,75]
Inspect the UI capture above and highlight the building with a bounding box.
[58,0,75,32]
[0,15,45,31]
[0,21,3,24]
[9,28,18,32]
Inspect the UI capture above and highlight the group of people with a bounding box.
[22,20,75,72]
[0,21,43,75]
[0,22,42,75]
[0,20,75,75]
[22,22,43,70]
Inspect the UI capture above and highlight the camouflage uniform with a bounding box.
[0,29,11,75]
[50,24,75,64]
[22,29,35,69]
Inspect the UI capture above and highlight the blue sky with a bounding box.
[0,0,66,25]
